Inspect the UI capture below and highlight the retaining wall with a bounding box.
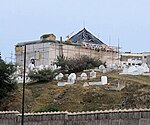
[0,109,150,125]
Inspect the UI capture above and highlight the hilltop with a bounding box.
[0,71,150,112]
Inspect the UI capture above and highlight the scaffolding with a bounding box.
[15,40,118,67]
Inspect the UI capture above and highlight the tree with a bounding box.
[0,56,17,99]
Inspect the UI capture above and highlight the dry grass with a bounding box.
[1,71,150,112]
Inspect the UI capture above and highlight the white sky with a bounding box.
[0,0,150,60]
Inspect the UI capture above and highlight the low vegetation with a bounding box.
[1,71,150,112]
[28,68,58,82]
[54,55,103,73]
[1,55,150,112]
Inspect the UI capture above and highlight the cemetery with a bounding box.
[2,56,150,113]
[14,61,111,87]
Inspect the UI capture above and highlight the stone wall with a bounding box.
[1,109,150,125]
[0,111,19,125]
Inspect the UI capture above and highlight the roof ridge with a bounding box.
[69,28,104,45]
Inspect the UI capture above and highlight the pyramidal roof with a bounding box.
[69,28,104,45]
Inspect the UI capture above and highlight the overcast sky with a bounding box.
[0,0,150,60]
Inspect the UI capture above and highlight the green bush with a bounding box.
[55,55,68,70]
[35,104,59,112]
[54,55,103,73]
[0,57,17,99]
[28,68,58,82]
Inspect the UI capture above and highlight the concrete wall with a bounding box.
[1,109,150,125]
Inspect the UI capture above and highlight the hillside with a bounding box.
[1,71,150,112]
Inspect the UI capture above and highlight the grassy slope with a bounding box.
[1,71,150,112]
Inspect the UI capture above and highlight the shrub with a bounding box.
[54,55,103,73]
[55,55,69,70]
[28,68,58,82]
[35,104,59,112]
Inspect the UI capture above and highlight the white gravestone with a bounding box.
[80,73,87,80]
[101,76,108,85]
[55,73,64,80]
[108,64,117,70]
[68,73,76,84]
[90,70,96,79]
[99,65,106,73]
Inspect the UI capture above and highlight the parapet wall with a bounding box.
[0,109,150,125]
